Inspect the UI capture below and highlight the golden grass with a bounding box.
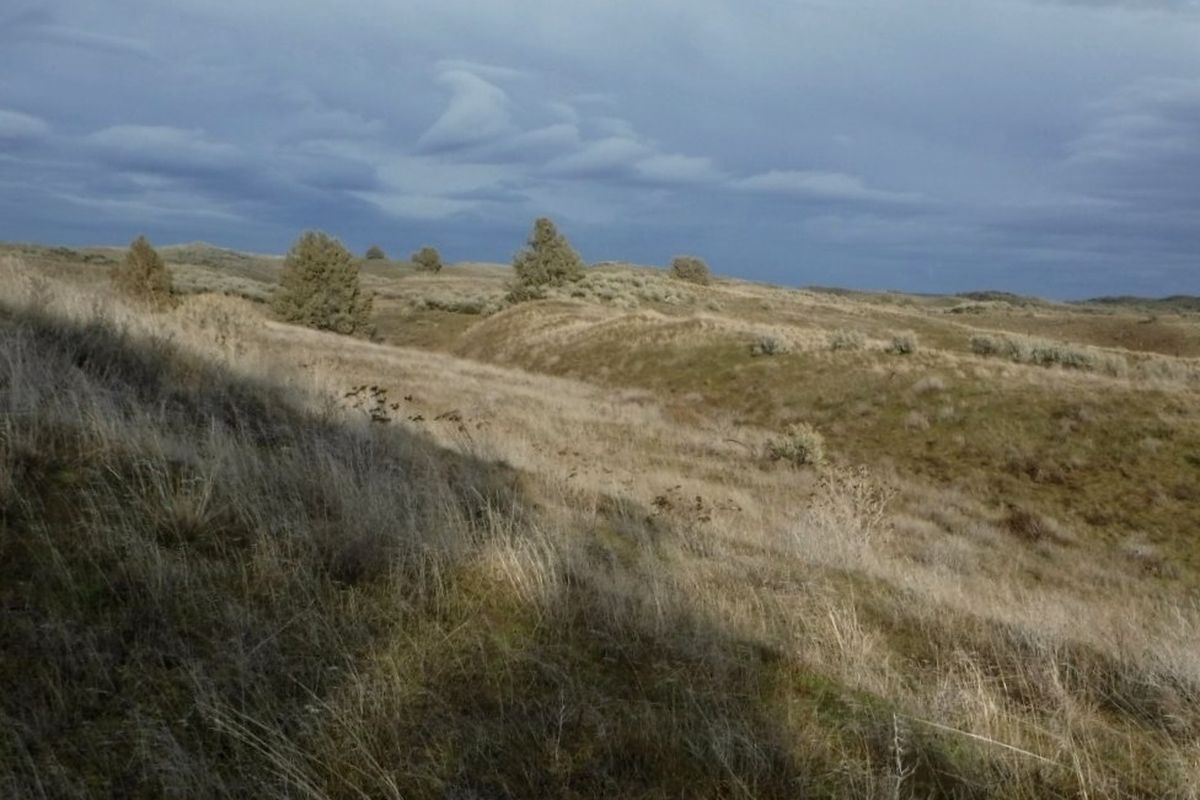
[3,252,1200,797]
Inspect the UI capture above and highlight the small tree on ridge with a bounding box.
[513,217,585,290]
[670,255,712,286]
[273,230,373,336]
[111,235,174,307]
[411,246,442,273]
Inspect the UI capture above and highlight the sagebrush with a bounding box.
[768,423,826,466]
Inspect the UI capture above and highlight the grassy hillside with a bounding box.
[3,247,1200,797]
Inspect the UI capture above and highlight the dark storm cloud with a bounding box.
[1,0,1198,296]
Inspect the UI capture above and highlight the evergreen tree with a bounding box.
[111,235,174,306]
[512,217,585,288]
[273,231,374,336]
[364,245,387,260]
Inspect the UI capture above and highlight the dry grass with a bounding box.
[3,251,1200,797]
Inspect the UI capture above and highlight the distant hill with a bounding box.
[1079,294,1200,313]
[955,290,1050,308]
[158,241,281,283]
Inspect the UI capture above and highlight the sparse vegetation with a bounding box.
[272,230,374,336]
[411,245,442,272]
[670,255,712,285]
[512,217,585,291]
[110,234,174,307]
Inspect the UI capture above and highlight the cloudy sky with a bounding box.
[2,0,1198,297]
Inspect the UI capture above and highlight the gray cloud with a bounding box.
[2,0,1200,296]
[1064,78,1200,208]
[16,24,156,59]
[86,125,246,175]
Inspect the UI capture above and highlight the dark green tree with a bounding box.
[111,235,174,307]
[364,245,387,260]
[512,217,585,289]
[411,246,442,273]
[273,231,374,336]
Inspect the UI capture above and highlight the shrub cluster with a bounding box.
[750,335,790,356]
[828,329,866,351]
[969,333,1125,373]
[888,331,919,355]
[272,230,374,336]
[110,235,174,308]
[364,245,387,260]
[670,256,712,286]
[512,217,585,291]
[768,423,826,467]
[557,271,696,308]
[411,246,442,273]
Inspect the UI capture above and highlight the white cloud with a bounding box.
[50,188,241,222]
[733,170,924,204]
[351,190,476,220]
[488,123,582,161]
[275,83,385,140]
[634,153,724,185]
[417,69,515,152]
[544,136,654,176]
[0,109,50,140]
[433,59,527,82]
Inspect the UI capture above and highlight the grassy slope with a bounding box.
[0,300,816,798]
[4,247,1200,797]
[451,295,1200,577]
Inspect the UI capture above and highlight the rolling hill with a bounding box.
[2,242,1199,798]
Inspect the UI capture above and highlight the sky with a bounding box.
[1,1,1198,298]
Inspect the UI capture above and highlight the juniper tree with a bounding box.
[512,217,585,289]
[111,235,174,306]
[670,255,712,286]
[273,230,374,336]
[411,246,442,273]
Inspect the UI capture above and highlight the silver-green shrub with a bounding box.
[768,423,826,467]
